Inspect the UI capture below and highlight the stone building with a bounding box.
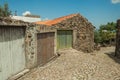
[0,18,55,80]
[0,13,94,80]
[115,19,120,58]
[35,13,94,53]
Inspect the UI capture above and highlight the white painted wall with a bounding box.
[11,16,41,23]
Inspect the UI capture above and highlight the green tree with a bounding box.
[0,3,11,17]
[99,22,116,32]
[0,5,3,16]
[94,29,101,44]
[99,22,116,45]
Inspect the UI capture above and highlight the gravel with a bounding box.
[18,47,120,80]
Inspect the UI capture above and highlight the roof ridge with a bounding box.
[35,13,79,26]
[53,13,78,20]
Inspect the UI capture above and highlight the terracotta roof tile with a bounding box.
[35,20,51,25]
[35,14,78,26]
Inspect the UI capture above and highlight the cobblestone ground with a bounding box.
[18,47,120,80]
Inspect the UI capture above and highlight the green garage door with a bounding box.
[57,30,73,50]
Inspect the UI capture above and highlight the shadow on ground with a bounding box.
[104,52,120,64]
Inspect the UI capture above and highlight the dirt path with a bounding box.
[18,47,120,80]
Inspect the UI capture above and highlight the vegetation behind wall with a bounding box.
[94,22,116,46]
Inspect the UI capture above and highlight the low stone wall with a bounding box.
[115,19,120,58]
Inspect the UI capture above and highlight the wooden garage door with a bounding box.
[0,26,26,80]
[37,32,55,66]
[57,30,73,50]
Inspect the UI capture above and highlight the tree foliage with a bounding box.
[94,22,116,45]
[0,3,11,17]
[99,22,116,32]
[94,29,101,44]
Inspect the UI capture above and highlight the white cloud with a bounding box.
[44,18,49,20]
[22,11,31,16]
[111,0,120,4]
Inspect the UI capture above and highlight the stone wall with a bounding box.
[0,17,55,68]
[0,15,94,70]
[25,24,55,68]
[50,14,94,53]
[115,19,120,58]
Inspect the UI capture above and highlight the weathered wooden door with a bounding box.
[57,30,73,50]
[0,26,26,80]
[37,32,55,66]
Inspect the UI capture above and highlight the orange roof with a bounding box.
[35,20,51,25]
[35,14,78,26]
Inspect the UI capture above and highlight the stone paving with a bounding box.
[18,47,120,80]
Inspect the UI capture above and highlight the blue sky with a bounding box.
[0,0,120,28]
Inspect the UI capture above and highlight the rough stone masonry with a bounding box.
[50,14,95,53]
[115,19,120,58]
